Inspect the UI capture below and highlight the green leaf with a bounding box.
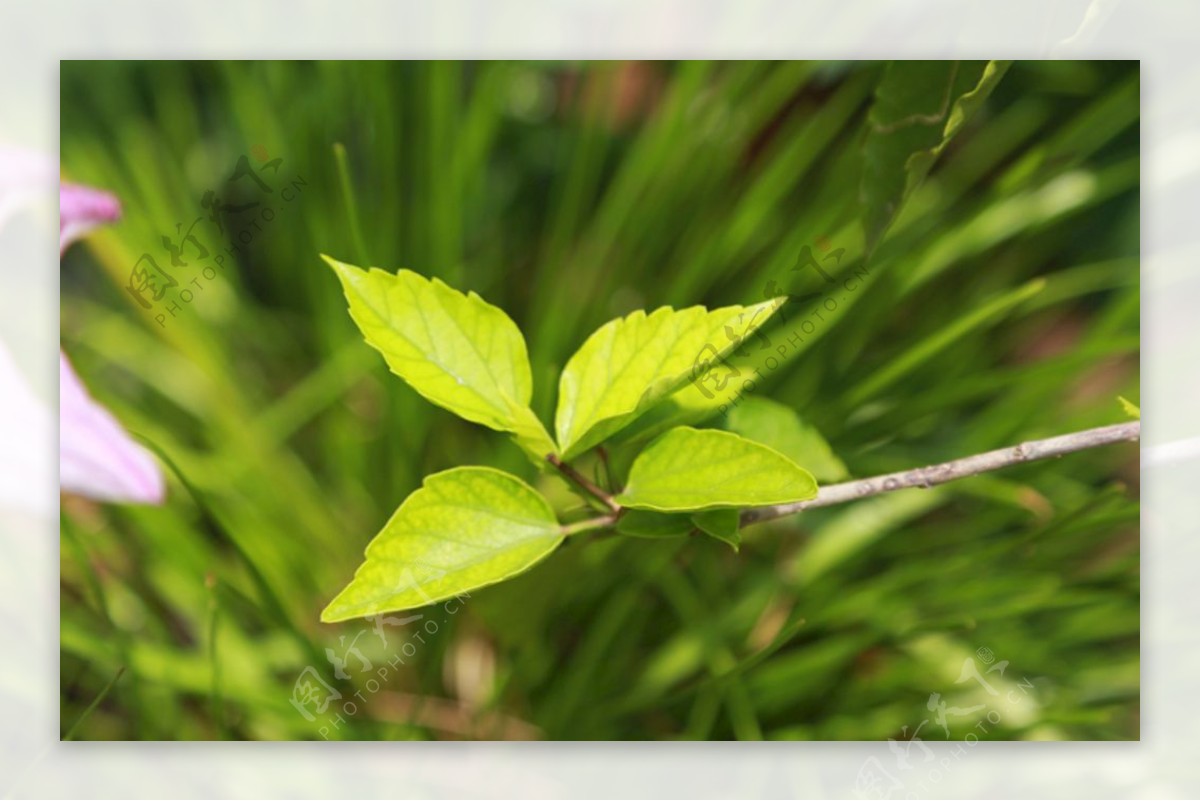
[1118,396,1140,420]
[691,509,741,551]
[615,427,818,512]
[324,255,557,459]
[608,377,728,449]
[321,467,561,622]
[616,509,694,539]
[610,334,792,450]
[555,299,784,460]
[725,397,848,482]
[862,60,1011,252]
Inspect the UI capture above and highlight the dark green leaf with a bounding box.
[616,509,694,539]
[862,60,1011,251]
[691,509,741,551]
[725,397,848,482]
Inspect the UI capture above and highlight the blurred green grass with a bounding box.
[59,60,1138,741]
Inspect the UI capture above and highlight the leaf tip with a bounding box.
[1118,395,1140,419]
[320,253,364,285]
[319,599,351,624]
[320,577,371,623]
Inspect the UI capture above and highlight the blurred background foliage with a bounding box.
[59,60,1138,741]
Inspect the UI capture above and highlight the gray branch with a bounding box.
[740,420,1140,527]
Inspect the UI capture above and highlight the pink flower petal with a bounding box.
[60,182,121,255]
[0,156,163,508]
[0,145,54,230]
[0,341,53,515]
[0,146,54,514]
[59,353,165,505]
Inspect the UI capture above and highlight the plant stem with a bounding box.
[561,514,619,537]
[547,454,621,513]
[64,666,126,741]
[333,142,371,266]
[740,420,1140,527]
[597,446,617,492]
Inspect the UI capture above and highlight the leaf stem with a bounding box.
[740,421,1140,527]
[597,446,617,492]
[561,513,619,537]
[547,454,621,513]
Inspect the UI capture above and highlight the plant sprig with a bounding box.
[319,259,1138,623]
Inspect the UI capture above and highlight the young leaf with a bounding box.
[324,256,557,459]
[862,60,1011,252]
[691,509,741,551]
[610,372,730,447]
[321,467,562,622]
[726,396,848,482]
[555,299,783,459]
[616,509,694,539]
[1117,396,1140,419]
[615,427,818,512]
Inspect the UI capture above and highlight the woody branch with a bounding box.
[740,421,1140,527]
